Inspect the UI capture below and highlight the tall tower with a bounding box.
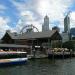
[64,13,70,33]
[42,15,49,31]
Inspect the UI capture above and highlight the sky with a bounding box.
[0,0,75,38]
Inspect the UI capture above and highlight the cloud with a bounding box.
[10,0,37,12]
[0,17,12,38]
[0,4,7,13]
[10,0,74,32]
[70,12,75,28]
[10,0,41,32]
[0,4,6,10]
[37,0,72,19]
[36,0,73,31]
[16,10,41,33]
[0,4,16,38]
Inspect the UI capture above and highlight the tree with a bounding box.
[62,41,74,50]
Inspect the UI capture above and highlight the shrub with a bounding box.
[62,41,75,51]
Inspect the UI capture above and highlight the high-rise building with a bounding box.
[70,28,75,40]
[64,14,70,33]
[42,15,49,31]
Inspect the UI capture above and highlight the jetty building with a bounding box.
[0,15,62,55]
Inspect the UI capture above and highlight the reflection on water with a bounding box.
[0,58,75,75]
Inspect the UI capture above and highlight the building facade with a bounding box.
[0,15,63,54]
[64,14,70,33]
[70,28,75,40]
[42,15,49,31]
[1,30,62,48]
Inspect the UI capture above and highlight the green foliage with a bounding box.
[52,41,62,48]
[62,41,75,50]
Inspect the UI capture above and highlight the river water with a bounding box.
[0,58,75,75]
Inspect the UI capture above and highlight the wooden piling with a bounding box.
[62,50,64,59]
[70,49,72,59]
[52,50,55,60]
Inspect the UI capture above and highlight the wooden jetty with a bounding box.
[47,48,73,59]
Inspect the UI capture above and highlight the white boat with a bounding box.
[0,51,27,59]
[0,51,27,54]
[0,58,28,66]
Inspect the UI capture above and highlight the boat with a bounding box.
[0,51,27,59]
[0,58,28,66]
[0,51,28,66]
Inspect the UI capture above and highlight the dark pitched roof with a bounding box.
[8,32,19,39]
[19,30,57,39]
[2,30,61,40]
[2,31,20,40]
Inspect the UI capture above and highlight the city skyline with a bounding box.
[0,0,75,38]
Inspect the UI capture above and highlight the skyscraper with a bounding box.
[42,15,49,31]
[64,14,70,33]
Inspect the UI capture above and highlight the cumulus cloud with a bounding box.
[0,4,6,10]
[0,17,12,38]
[36,0,73,31]
[0,4,7,13]
[70,12,75,28]
[10,0,74,32]
[0,17,10,30]
[10,0,41,32]
[16,10,41,33]
[37,0,72,19]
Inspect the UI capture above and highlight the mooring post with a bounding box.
[63,50,64,59]
[52,50,55,60]
[70,49,72,59]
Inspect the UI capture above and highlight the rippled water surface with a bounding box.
[0,58,75,75]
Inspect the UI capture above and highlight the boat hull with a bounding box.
[0,58,28,66]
